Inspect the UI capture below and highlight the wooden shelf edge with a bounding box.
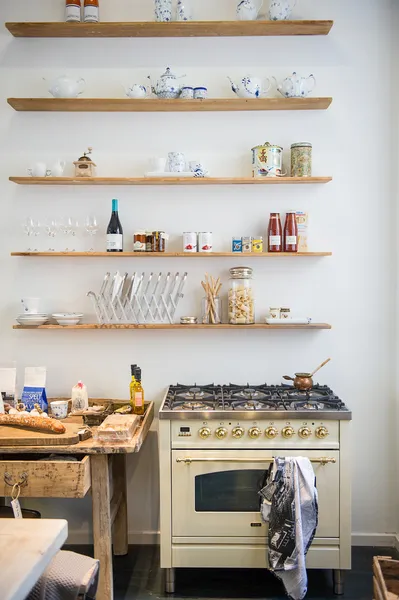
[5,20,334,38]
[7,97,333,112]
[9,176,333,186]
[10,252,333,257]
[13,323,332,330]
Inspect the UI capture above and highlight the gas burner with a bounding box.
[175,401,215,411]
[231,400,277,411]
[231,388,268,401]
[290,400,326,410]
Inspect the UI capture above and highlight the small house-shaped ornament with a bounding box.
[74,147,96,178]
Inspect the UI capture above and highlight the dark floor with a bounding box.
[66,545,399,600]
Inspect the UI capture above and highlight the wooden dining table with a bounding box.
[0,518,68,600]
[0,402,154,600]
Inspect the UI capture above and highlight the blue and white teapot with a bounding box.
[228,75,271,99]
[148,67,186,100]
[274,72,316,98]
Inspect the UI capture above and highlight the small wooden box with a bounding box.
[373,556,399,600]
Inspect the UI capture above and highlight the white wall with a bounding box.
[0,0,396,542]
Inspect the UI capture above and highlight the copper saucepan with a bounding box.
[283,358,331,391]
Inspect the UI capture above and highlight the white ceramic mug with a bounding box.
[50,400,69,420]
[180,87,194,99]
[28,162,51,178]
[194,87,208,99]
[21,297,41,314]
[168,152,186,172]
[50,160,66,177]
[269,0,296,20]
[150,157,167,172]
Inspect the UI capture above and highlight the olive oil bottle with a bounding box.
[132,367,145,416]
[129,365,137,412]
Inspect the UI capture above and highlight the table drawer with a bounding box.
[0,455,91,498]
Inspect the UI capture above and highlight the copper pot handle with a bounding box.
[282,375,294,381]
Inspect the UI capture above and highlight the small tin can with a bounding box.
[242,236,252,253]
[280,308,291,319]
[252,142,283,178]
[291,142,312,177]
[252,237,263,253]
[183,232,197,253]
[198,232,213,253]
[232,237,242,253]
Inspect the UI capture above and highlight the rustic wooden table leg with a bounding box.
[112,454,128,556]
[91,455,113,600]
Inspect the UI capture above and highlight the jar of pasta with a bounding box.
[291,142,312,177]
[228,267,255,325]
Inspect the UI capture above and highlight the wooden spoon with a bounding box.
[310,358,331,378]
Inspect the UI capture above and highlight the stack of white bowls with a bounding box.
[16,313,49,326]
[52,313,83,326]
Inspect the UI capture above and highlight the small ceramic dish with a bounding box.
[52,313,83,326]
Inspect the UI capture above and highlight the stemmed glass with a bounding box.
[59,217,72,252]
[85,215,99,252]
[45,219,58,252]
[22,217,35,252]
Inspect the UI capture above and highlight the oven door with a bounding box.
[172,449,339,538]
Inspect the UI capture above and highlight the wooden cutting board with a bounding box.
[0,423,82,446]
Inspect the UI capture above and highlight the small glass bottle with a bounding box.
[228,267,255,325]
[132,367,145,416]
[202,296,222,324]
[146,231,154,252]
[84,0,99,23]
[284,211,298,252]
[268,213,282,252]
[129,364,137,412]
[65,0,81,22]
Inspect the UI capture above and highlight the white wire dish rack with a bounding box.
[87,271,188,325]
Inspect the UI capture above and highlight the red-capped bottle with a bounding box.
[65,0,81,22]
[84,0,99,22]
[284,211,298,252]
[268,213,282,252]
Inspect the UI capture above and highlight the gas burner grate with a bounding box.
[165,384,224,411]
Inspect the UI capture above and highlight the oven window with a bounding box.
[195,470,265,512]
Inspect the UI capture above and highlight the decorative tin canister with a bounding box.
[291,142,312,177]
[251,142,283,178]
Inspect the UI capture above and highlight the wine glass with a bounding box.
[22,217,34,251]
[45,219,58,252]
[59,217,72,252]
[69,218,79,252]
[85,215,99,252]
[31,220,42,252]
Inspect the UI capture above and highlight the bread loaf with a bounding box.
[0,414,66,434]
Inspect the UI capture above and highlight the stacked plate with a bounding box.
[16,313,49,326]
[52,313,83,326]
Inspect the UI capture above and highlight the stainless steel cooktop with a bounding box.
[159,384,352,420]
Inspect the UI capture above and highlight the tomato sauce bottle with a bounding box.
[268,213,283,252]
[284,211,298,252]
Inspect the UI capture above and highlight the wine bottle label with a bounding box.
[269,235,281,246]
[107,234,123,251]
[286,236,297,245]
[134,392,143,407]
[84,6,99,21]
[65,6,81,21]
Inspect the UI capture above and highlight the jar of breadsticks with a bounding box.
[228,266,255,325]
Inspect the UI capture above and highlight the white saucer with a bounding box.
[17,317,48,326]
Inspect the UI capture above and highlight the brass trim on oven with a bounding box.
[176,457,336,466]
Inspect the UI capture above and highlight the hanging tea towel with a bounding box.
[259,457,318,600]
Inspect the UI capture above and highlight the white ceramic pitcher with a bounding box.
[237,0,263,21]
[269,0,296,20]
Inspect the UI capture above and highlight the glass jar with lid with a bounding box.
[228,266,255,325]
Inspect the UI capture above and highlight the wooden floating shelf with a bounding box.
[9,176,332,186]
[11,252,332,258]
[7,97,333,113]
[5,20,334,38]
[13,323,332,330]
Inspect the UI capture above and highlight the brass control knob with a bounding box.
[282,426,295,439]
[249,427,262,439]
[215,427,228,440]
[232,426,245,439]
[316,426,329,439]
[265,426,279,439]
[299,427,312,439]
[199,427,211,439]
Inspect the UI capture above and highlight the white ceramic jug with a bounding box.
[236,0,263,21]
[269,0,296,20]
[50,160,66,177]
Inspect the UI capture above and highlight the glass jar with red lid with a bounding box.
[268,213,282,252]
[284,211,298,252]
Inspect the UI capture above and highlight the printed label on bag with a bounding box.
[269,235,281,247]
[11,499,23,519]
[285,236,297,245]
[107,234,123,251]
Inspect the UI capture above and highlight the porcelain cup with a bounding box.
[150,157,167,172]
[154,0,172,22]
[189,161,209,177]
[194,87,208,99]
[50,400,69,420]
[21,297,41,314]
[180,87,194,99]
[168,152,186,172]
[269,0,296,20]
[28,162,51,178]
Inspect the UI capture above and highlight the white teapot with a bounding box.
[228,75,271,99]
[47,76,86,98]
[148,67,186,99]
[124,84,150,99]
[236,0,263,21]
[275,72,316,98]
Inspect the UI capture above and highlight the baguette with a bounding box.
[0,414,66,434]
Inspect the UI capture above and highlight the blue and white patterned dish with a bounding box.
[154,0,172,22]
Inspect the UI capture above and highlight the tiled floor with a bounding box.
[67,545,398,600]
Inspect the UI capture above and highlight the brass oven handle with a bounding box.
[176,457,336,466]
[4,472,28,487]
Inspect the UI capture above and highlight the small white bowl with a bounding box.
[16,317,48,326]
[52,313,83,319]
[55,319,81,326]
